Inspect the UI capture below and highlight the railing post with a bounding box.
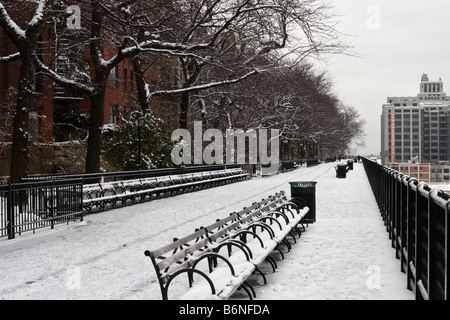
[415,183,429,300]
[446,202,449,300]
[427,190,449,300]
[393,172,400,251]
[7,181,15,239]
[79,180,83,222]
[400,175,409,272]
[387,169,394,240]
[383,168,388,223]
[51,179,55,230]
[406,179,416,292]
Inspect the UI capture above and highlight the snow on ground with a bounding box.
[0,162,414,300]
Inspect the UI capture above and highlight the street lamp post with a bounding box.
[285,139,289,160]
[135,112,145,170]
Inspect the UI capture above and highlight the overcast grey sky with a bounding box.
[314,0,450,156]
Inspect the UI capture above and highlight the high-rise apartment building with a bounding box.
[381,74,450,165]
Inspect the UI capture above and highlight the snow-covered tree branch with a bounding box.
[0,51,19,63]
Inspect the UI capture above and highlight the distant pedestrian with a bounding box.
[357,155,361,163]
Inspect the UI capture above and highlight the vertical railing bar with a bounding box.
[7,181,14,239]
[446,201,449,300]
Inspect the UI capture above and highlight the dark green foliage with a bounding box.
[102,111,175,171]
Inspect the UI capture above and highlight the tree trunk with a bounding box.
[10,52,33,182]
[85,1,106,174]
[179,90,190,129]
[85,84,106,174]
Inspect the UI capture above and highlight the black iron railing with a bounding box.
[1,165,244,240]
[20,164,242,185]
[0,179,83,239]
[362,157,449,300]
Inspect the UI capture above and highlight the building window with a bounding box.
[110,104,119,124]
[110,65,119,88]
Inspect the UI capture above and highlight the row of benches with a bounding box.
[82,168,249,212]
[144,190,309,300]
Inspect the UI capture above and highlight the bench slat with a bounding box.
[150,228,207,260]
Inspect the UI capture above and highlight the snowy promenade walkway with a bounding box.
[0,162,414,300]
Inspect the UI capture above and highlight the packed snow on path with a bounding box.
[0,162,413,300]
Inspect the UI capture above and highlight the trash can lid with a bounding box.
[289,181,318,187]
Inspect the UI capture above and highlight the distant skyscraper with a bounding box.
[380,74,450,165]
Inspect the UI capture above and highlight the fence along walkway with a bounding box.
[0,179,83,239]
[363,157,449,300]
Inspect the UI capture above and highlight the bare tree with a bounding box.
[200,61,365,159]
[133,0,349,130]
[3,0,350,175]
[35,0,194,173]
[0,0,49,181]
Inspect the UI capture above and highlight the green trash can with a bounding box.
[347,159,354,170]
[336,163,348,178]
[289,181,317,223]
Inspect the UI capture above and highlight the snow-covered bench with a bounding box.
[82,168,249,212]
[144,191,309,300]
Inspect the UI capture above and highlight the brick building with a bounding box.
[388,162,431,183]
[0,1,180,175]
[380,73,450,165]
